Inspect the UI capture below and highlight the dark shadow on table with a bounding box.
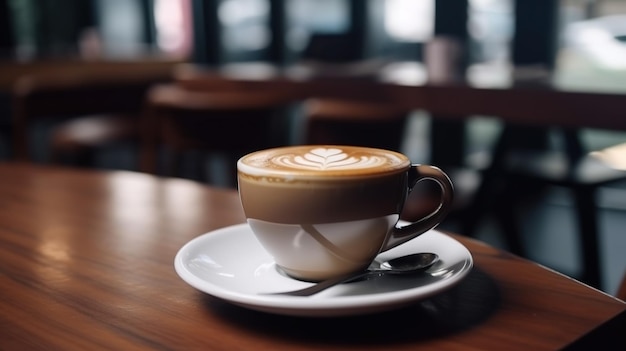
[563,310,626,351]
[202,267,500,346]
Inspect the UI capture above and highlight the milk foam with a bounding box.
[238,145,409,177]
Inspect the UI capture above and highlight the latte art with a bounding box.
[274,148,386,170]
[238,145,410,178]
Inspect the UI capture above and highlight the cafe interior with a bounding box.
[1,0,625,300]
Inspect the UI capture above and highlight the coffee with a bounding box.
[238,146,410,224]
[237,145,453,281]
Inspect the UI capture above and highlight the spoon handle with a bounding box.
[265,271,375,297]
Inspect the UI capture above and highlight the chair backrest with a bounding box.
[138,83,296,176]
[302,98,412,152]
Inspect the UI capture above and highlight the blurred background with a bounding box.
[1,0,626,164]
[0,0,625,295]
[2,0,625,67]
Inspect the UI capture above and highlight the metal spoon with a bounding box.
[266,252,439,297]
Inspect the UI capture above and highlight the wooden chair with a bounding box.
[461,126,626,289]
[11,72,165,165]
[139,83,295,185]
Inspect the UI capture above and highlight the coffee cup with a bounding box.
[237,145,454,281]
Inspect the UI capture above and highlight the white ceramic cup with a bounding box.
[237,145,454,281]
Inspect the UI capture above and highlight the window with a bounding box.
[219,0,270,61]
[154,0,192,58]
[286,0,349,58]
[384,0,434,43]
[468,0,513,63]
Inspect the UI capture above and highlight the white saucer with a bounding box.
[174,223,473,317]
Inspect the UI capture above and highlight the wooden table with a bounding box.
[0,162,624,350]
[175,61,626,132]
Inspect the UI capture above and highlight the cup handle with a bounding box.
[381,165,454,252]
